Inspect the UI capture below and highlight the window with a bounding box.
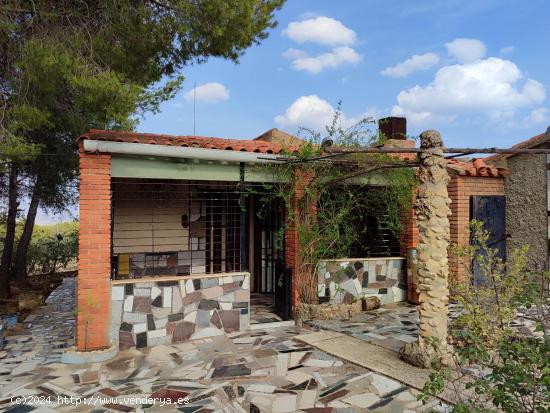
[111,179,243,279]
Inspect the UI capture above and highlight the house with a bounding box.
[486,127,550,271]
[76,118,510,352]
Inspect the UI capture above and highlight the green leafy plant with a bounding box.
[26,226,78,275]
[419,220,549,412]
[451,220,529,348]
[255,106,417,303]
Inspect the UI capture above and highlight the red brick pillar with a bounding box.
[284,170,316,314]
[400,199,419,254]
[400,191,420,303]
[447,175,463,281]
[77,147,112,350]
[284,210,299,313]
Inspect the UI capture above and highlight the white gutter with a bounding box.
[82,139,281,164]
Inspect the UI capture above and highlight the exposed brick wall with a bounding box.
[400,193,419,254]
[284,171,316,313]
[285,170,506,306]
[77,148,112,350]
[448,174,505,281]
[401,175,505,282]
[284,210,299,312]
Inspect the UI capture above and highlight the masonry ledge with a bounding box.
[318,257,405,263]
[111,272,250,285]
[61,344,118,364]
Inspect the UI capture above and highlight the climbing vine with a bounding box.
[255,107,417,304]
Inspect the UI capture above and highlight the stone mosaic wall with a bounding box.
[110,274,250,350]
[317,258,406,305]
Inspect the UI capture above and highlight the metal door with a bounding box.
[470,195,506,284]
[254,197,285,294]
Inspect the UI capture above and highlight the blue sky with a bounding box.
[138,0,550,148]
[35,0,550,224]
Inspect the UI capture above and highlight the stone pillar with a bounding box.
[400,130,453,368]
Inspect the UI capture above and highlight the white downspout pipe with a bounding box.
[82,139,282,164]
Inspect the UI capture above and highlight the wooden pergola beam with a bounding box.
[325,147,550,155]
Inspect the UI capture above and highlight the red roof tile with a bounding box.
[79,129,287,154]
[486,130,549,162]
[79,130,509,177]
[446,158,510,177]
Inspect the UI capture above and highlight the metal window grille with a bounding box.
[111,179,245,279]
[318,185,402,258]
[254,197,285,293]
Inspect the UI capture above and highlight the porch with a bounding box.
[104,176,411,349]
[108,177,289,349]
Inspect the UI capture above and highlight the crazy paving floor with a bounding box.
[306,303,421,353]
[0,280,449,413]
[306,301,541,353]
[249,294,283,325]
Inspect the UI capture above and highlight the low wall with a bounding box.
[110,273,250,350]
[317,258,406,305]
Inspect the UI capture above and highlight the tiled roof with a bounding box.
[486,130,549,162]
[254,128,303,148]
[446,158,510,177]
[79,129,509,177]
[79,129,287,154]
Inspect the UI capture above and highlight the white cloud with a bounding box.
[274,95,376,131]
[283,46,361,74]
[299,11,320,20]
[381,53,440,77]
[523,107,550,126]
[184,82,229,104]
[282,48,308,59]
[282,16,357,46]
[392,57,546,125]
[500,45,514,55]
[445,38,487,63]
[275,95,334,130]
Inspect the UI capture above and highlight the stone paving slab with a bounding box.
[0,279,451,413]
[249,294,283,325]
[1,327,448,412]
[306,302,541,353]
[294,331,461,405]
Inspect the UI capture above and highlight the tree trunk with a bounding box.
[0,166,18,298]
[13,181,40,287]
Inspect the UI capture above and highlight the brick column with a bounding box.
[400,196,419,254]
[77,147,112,350]
[284,210,299,313]
[284,170,316,314]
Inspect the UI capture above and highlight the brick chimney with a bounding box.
[379,116,415,156]
[379,117,407,140]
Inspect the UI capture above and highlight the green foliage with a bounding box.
[486,337,549,413]
[0,0,285,178]
[0,221,78,275]
[417,369,449,404]
[419,220,550,413]
[1,0,286,147]
[0,0,285,283]
[257,106,417,303]
[451,220,529,347]
[0,136,40,173]
[26,223,78,275]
